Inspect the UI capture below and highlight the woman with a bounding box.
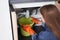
[40,4,60,40]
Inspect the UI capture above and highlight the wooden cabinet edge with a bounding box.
[11,11,18,40]
[55,1,60,12]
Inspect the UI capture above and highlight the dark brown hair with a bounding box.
[40,4,60,40]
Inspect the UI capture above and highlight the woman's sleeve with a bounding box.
[38,31,57,40]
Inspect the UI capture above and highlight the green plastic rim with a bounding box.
[21,27,30,36]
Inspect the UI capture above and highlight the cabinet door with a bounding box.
[0,0,13,40]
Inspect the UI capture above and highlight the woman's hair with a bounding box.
[40,4,60,40]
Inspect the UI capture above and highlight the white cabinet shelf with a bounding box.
[12,1,55,9]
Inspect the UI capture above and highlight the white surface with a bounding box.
[0,0,13,40]
[12,1,55,9]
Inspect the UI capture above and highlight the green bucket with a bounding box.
[18,17,34,36]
